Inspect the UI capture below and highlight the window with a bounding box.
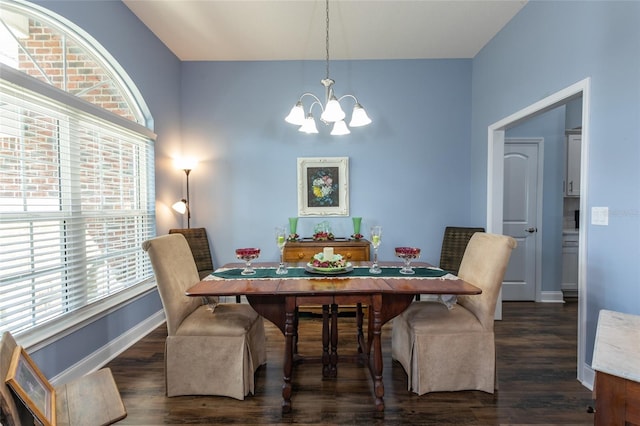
[0,1,156,339]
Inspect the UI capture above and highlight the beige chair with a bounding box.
[142,233,266,399]
[391,232,516,395]
[1,331,126,426]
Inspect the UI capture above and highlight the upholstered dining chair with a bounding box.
[391,232,516,395]
[168,228,241,302]
[142,234,266,399]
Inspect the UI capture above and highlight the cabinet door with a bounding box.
[566,134,581,196]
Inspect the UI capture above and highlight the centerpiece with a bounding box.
[306,247,351,274]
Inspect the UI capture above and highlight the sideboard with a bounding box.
[283,238,371,263]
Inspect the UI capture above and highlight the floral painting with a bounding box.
[307,167,339,207]
[297,157,349,216]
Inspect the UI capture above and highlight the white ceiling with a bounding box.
[122,0,527,61]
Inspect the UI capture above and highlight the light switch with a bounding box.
[591,207,609,226]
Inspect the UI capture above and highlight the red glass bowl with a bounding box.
[236,248,261,259]
[395,247,421,259]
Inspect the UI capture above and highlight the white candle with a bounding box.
[323,247,334,260]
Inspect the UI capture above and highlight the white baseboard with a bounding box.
[581,363,595,391]
[539,291,565,303]
[50,309,165,386]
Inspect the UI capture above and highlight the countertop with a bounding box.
[592,309,640,383]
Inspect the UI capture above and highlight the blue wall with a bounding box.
[471,0,640,364]
[181,59,475,266]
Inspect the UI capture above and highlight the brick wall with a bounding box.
[18,19,135,121]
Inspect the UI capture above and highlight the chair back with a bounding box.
[142,234,202,336]
[169,228,214,278]
[439,226,485,275]
[456,233,517,330]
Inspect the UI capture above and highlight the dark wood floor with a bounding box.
[106,301,595,425]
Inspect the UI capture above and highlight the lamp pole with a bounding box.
[184,168,191,228]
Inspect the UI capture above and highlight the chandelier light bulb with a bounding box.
[285,101,305,125]
[349,103,372,127]
[299,114,319,134]
[321,95,346,123]
[330,120,350,136]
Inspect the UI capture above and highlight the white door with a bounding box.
[502,140,541,301]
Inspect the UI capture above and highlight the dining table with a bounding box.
[185,260,481,413]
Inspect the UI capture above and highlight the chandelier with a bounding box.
[284,0,372,135]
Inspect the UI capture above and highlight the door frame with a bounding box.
[486,78,591,386]
[504,138,544,302]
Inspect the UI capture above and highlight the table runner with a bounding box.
[209,266,454,280]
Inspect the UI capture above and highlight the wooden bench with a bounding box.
[1,331,126,426]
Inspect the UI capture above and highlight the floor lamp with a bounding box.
[172,167,192,228]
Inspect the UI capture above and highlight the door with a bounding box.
[502,140,541,300]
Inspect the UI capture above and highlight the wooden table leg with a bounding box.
[330,303,338,378]
[356,302,364,355]
[369,295,385,412]
[322,304,330,378]
[282,297,296,413]
[293,306,299,355]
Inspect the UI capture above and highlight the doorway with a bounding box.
[486,78,590,386]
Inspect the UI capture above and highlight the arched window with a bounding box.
[0,0,156,340]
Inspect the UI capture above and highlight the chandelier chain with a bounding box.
[325,0,330,80]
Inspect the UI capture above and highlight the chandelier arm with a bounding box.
[337,94,359,104]
[308,100,324,115]
[299,92,323,105]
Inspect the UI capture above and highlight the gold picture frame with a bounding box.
[6,346,56,426]
[297,157,349,217]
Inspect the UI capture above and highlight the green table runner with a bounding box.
[211,266,450,280]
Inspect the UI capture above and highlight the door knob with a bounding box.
[525,227,537,233]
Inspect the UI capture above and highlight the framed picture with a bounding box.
[6,346,55,426]
[297,157,349,217]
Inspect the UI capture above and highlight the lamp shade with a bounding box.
[172,200,187,214]
[285,102,305,125]
[349,103,372,127]
[330,120,350,136]
[321,96,346,123]
[299,114,319,134]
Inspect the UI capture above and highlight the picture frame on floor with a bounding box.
[5,346,55,426]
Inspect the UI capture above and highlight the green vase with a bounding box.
[288,217,298,235]
[352,217,362,236]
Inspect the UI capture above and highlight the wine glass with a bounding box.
[395,247,421,274]
[275,226,288,275]
[369,226,382,274]
[236,248,260,275]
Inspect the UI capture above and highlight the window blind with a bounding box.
[0,79,156,335]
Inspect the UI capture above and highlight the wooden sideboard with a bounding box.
[283,238,370,263]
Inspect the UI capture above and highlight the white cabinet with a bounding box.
[565,133,581,197]
[562,233,578,291]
